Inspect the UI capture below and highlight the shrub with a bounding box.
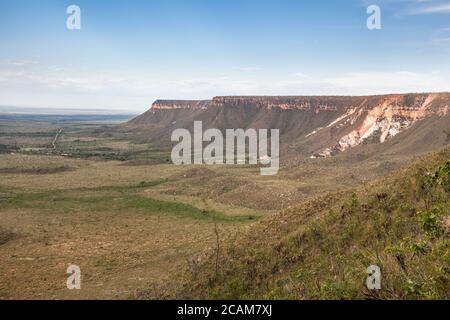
[417,207,445,238]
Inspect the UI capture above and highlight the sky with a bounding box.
[1,0,450,112]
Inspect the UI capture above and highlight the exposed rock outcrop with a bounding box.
[125,93,450,160]
[311,94,450,158]
[152,100,210,110]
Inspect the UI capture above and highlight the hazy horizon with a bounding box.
[3,90,450,115]
[0,105,139,115]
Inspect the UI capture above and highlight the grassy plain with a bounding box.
[0,118,263,299]
[1,116,446,299]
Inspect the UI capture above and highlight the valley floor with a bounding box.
[0,118,446,299]
[0,154,261,299]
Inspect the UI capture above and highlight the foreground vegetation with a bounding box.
[170,148,450,300]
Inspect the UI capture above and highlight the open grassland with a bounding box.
[1,118,446,299]
[0,153,265,299]
[0,121,267,299]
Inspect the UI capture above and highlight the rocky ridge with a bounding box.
[129,93,450,159]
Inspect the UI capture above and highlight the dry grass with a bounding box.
[175,147,450,300]
[0,154,254,299]
[0,206,243,299]
[1,119,445,300]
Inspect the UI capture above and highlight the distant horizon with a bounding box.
[0,105,139,115]
[3,90,450,114]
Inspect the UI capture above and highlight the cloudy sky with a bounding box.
[1,0,450,112]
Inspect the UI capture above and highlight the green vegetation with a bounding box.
[0,119,170,162]
[127,196,258,222]
[174,148,450,300]
[0,179,258,223]
[0,144,19,154]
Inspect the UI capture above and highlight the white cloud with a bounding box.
[322,71,450,94]
[1,63,449,111]
[408,1,450,14]
[432,36,450,43]
[0,59,39,67]
[236,66,260,72]
[138,71,450,97]
[294,72,310,79]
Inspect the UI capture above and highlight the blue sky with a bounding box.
[1,0,450,112]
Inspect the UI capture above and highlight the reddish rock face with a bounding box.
[310,93,450,157]
[153,93,450,114]
[132,93,449,160]
[152,96,366,111]
[152,100,210,110]
[211,96,365,111]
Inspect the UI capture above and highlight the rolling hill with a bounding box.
[153,146,450,300]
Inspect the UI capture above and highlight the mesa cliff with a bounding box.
[124,93,450,160]
[152,100,210,110]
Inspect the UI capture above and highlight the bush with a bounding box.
[417,207,445,238]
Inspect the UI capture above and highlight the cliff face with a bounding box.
[210,96,363,111]
[152,94,449,113]
[126,93,450,159]
[151,96,369,111]
[152,100,210,110]
[309,93,450,157]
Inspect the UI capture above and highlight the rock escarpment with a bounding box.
[309,94,450,157]
[125,93,450,159]
[152,100,210,110]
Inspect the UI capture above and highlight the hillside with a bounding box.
[123,93,450,162]
[149,147,450,300]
